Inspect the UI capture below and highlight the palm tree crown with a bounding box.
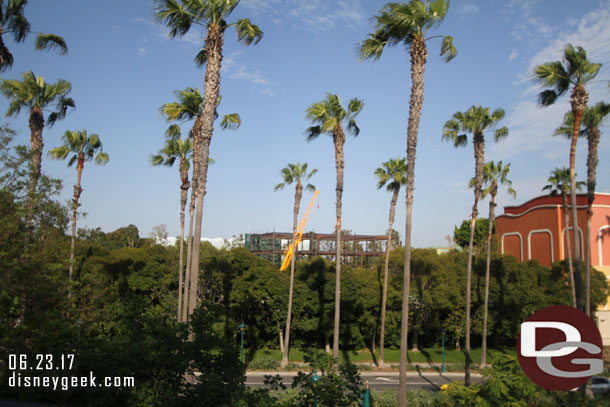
[155,0,262,66]
[542,167,584,196]
[473,161,516,200]
[0,0,68,71]
[274,162,317,192]
[375,157,408,192]
[534,44,601,107]
[442,106,508,146]
[305,93,363,140]
[358,0,456,62]
[48,130,109,167]
[0,71,74,125]
[151,136,193,169]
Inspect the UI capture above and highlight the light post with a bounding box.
[440,328,447,373]
[312,371,320,407]
[240,322,246,363]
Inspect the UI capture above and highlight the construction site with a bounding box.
[244,190,399,268]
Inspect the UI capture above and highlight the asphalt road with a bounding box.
[246,371,483,391]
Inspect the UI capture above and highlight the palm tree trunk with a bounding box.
[481,193,495,368]
[585,127,599,316]
[183,194,195,322]
[27,106,44,220]
[379,188,399,367]
[282,183,302,368]
[399,37,427,407]
[177,162,189,321]
[569,85,586,312]
[333,127,346,359]
[465,133,485,387]
[562,192,577,307]
[187,25,223,318]
[68,155,84,299]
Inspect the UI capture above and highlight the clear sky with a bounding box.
[2,0,610,248]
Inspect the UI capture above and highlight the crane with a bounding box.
[280,190,319,271]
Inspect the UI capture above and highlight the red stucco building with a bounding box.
[496,192,610,343]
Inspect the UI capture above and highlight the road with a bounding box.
[246,371,483,391]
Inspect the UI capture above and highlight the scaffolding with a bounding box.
[244,231,399,268]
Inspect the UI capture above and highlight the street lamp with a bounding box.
[240,322,246,363]
[312,371,320,407]
[440,328,447,373]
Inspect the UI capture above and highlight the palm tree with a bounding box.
[358,1,455,401]
[472,161,515,367]
[48,130,108,295]
[151,134,193,322]
[542,168,585,308]
[159,86,240,321]
[274,162,317,368]
[374,157,407,368]
[442,105,508,386]
[305,93,363,358]
[0,71,75,213]
[155,0,261,319]
[555,102,610,315]
[0,0,68,72]
[534,44,601,312]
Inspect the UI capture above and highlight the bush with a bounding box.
[248,356,280,370]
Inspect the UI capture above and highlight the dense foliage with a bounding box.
[1,128,608,405]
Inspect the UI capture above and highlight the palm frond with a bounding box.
[234,18,263,46]
[219,113,241,130]
[305,126,322,141]
[95,152,109,166]
[34,33,67,55]
[440,35,456,62]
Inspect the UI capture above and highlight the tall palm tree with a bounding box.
[151,134,193,322]
[472,161,515,368]
[0,0,68,72]
[543,168,585,308]
[274,162,317,368]
[534,44,601,312]
[374,157,407,368]
[442,105,508,386]
[155,0,261,319]
[358,1,455,401]
[48,130,108,295]
[305,93,363,358]
[555,102,610,315]
[0,71,75,213]
[159,86,239,321]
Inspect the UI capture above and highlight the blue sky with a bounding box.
[2,0,610,247]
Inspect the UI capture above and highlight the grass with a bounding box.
[246,347,515,365]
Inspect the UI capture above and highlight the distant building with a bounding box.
[496,192,610,344]
[244,231,396,268]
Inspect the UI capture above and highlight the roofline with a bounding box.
[502,192,610,211]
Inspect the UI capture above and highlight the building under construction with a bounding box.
[244,231,399,268]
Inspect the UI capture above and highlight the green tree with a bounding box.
[358,1,456,402]
[0,0,67,72]
[542,167,585,308]
[155,0,262,320]
[0,71,75,213]
[48,130,108,297]
[442,104,508,386]
[473,161,515,367]
[534,44,601,312]
[151,135,193,322]
[374,157,407,367]
[159,86,239,321]
[453,218,492,249]
[305,93,363,358]
[555,101,610,315]
[274,162,317,367]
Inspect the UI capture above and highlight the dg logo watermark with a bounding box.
[517,305,603,391]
